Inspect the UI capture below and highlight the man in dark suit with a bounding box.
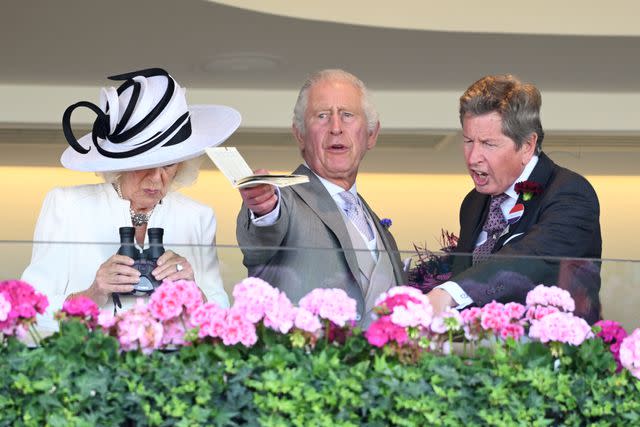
[427,74,602,323]
[236,69,406,324]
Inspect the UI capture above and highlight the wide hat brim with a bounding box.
[60,104,241,172]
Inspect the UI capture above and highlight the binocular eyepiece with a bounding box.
[117,226,165,296]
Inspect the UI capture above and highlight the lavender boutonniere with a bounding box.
[515,180,544,202]
[380,218,392,229]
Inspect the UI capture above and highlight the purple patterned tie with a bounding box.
[339,191,374,241]
[473,193,509,264]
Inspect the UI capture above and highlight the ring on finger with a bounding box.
[176,263,184,272]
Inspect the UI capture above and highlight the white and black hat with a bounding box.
[61,68,241,172]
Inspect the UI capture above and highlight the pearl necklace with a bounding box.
[113,183,155,227]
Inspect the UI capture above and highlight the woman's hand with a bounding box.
[80,254,139,306]
[153,250,195,282]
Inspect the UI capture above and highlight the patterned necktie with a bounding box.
[472,193,509,264]
[339,191,374,241]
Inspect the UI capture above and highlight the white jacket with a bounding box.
[22,183,229,332]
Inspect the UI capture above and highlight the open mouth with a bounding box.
[471,170,489,186]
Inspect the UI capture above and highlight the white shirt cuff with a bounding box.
[435,281,474,309]
[250,187,281,226]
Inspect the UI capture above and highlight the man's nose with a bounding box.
[467,142,482,164]
[330,113,342,135]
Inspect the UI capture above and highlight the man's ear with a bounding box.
[292,124,305,151]
[521,132,537,164]
[367,121,380,150]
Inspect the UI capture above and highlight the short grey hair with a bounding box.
[99,155,203,191]
[459,74,544,154]
[292,69,379,136]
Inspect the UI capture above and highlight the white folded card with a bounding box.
[205,147,309,189]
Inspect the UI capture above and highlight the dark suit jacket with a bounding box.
[451,152,602,323]
[237,164,406,317]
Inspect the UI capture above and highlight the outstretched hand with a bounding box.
[239,168,278,216]
[426,288,455,316]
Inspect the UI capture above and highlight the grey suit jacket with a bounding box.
[236,164,406,315]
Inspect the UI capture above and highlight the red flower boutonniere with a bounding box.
[515,180,543,201]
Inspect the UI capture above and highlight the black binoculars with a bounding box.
[116,226,165,296]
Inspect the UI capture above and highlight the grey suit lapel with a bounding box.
[290,165,364,291]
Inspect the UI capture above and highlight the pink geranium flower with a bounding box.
[62,295,100,319]
[365,315,408,348]
[97,310,116,329]
[619,329,640,380]
[191,302,228,339]
[430,308,463,335]
[263,292,296,334]
[374,286,427,313]
[292,307,322,334]
[148,280,204,321]
[232,277,280,323]
[0,280,49,337]
[529,311,593,346]
[365,287,433,351]
[60,295,100,329]
[526,284,575,313]
[299,288,357,327]
[222,308,257,347]
[115,300,164,354]
[0,293,11,322]
[595,320,628,372]
[391,300,433,329]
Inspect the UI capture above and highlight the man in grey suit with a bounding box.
[236,69,406,324]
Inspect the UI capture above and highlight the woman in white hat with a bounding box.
[21,68,240,332]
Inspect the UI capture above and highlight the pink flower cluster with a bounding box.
[105,300,164,354]
[148,279,203,322]
[525,284,575,320]
[620,329,640,380]
[298,288,357,328]
[0,280,48,338]
[595,320,628,372]
[529,311,593,346]
[0,294,10,322]
[231,279,358,343]
[461,301,526,342]
[365,286,433,348]
[228,280,358,343]
[522,285,592,346]
[232,277,293,333]
[94,278,363,353]
[61,296,100,329]
[99,280,205,352]
[430,308,463,335]
[191,303,257,347]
